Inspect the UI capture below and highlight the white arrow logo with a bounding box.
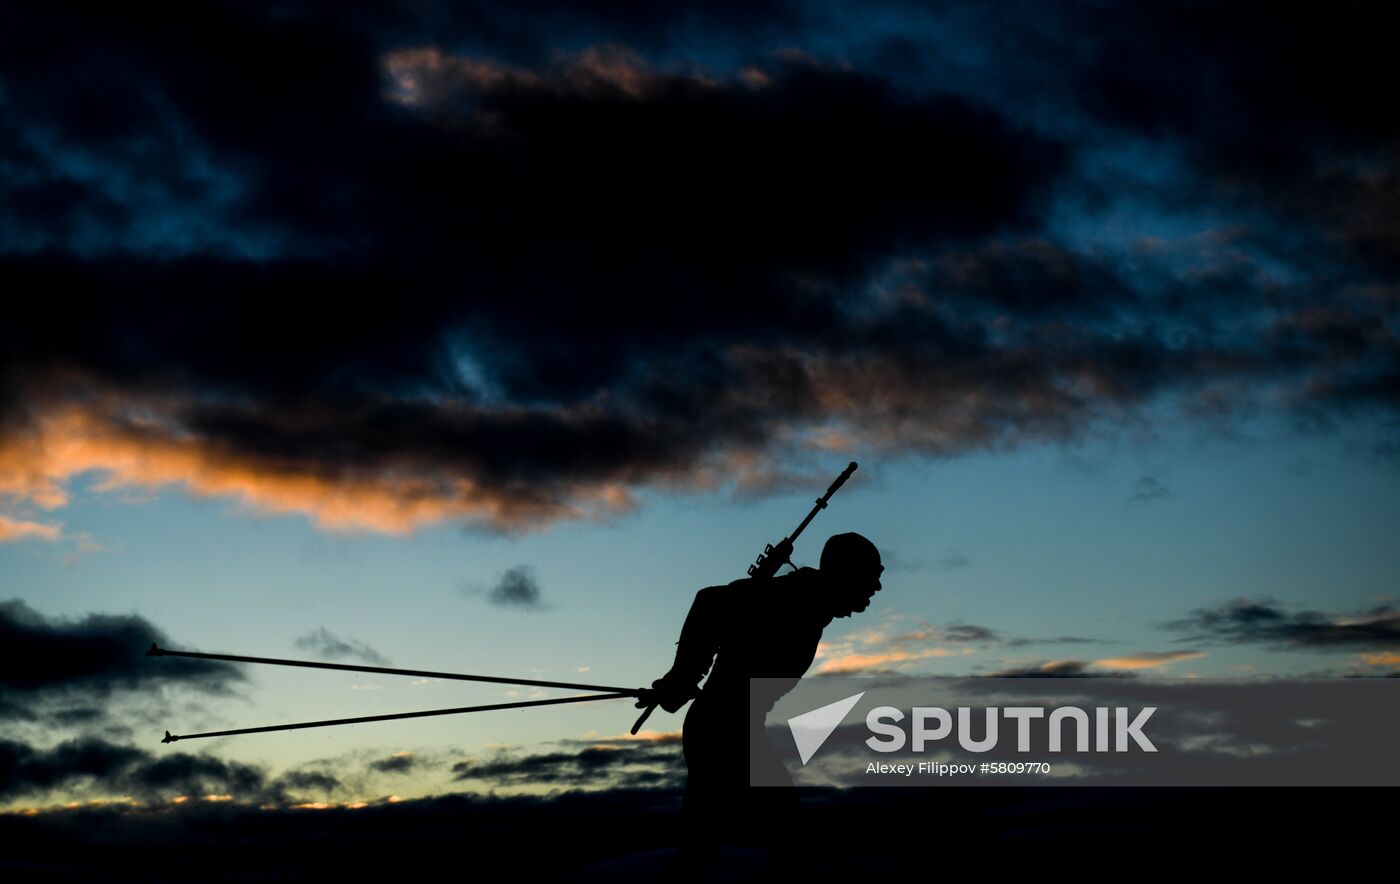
[787,692,865,765]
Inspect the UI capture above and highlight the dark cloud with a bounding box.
[451,736,682,788]
[463,566,550,611]
[1162,598,1400,650]
[0,737,144,799]
[368,754,417,775]
[1073,1,1400,270]
[276,770,342,794]
[0,696,35,723]
[2,726,670,808]
[813,668,902,678]
[942,624,993,642]
[923,238,1134,318]
[982,660,1135,679]
[292,628,390,666]
[49,708,106,727]
[0,600,243,723]
[936,624,1102,648]
[0,1,1396,534]
[489,567,545,610]
[0,735,335,803]
[1003,635,1098,648]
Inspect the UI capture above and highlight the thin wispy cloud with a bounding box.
[1093,650,1206,671]
[293,628,391,666]
[1163,598,1400,651]
[937,550,971,570]
[1129,475,1171,503]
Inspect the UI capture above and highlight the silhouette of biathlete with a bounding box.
[637,532,883,855]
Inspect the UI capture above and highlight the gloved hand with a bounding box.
[634,673,698,713]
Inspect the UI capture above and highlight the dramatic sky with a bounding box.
[2,0,1398,812]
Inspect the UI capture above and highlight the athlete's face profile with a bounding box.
[832,561,883,617]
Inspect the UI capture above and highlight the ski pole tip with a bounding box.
[162,730,177,744]
[146,643,163,657]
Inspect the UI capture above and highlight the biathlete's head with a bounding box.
[819,532,883,618]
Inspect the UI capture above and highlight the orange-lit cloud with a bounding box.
[0,381,883,535]
[814,618,980,675]
[9,287,1364,538]
[814,647,963,675]
[381,47,532,107]
[0,399,641,534]
[1361,651,1400,666]
[1093,650,1207,671]
[0,513,62,542]
[599,730,682,744]
[382,45,689,110]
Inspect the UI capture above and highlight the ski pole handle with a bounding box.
[631,702,657,735]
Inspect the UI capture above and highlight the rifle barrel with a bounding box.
[788,461,858,545]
